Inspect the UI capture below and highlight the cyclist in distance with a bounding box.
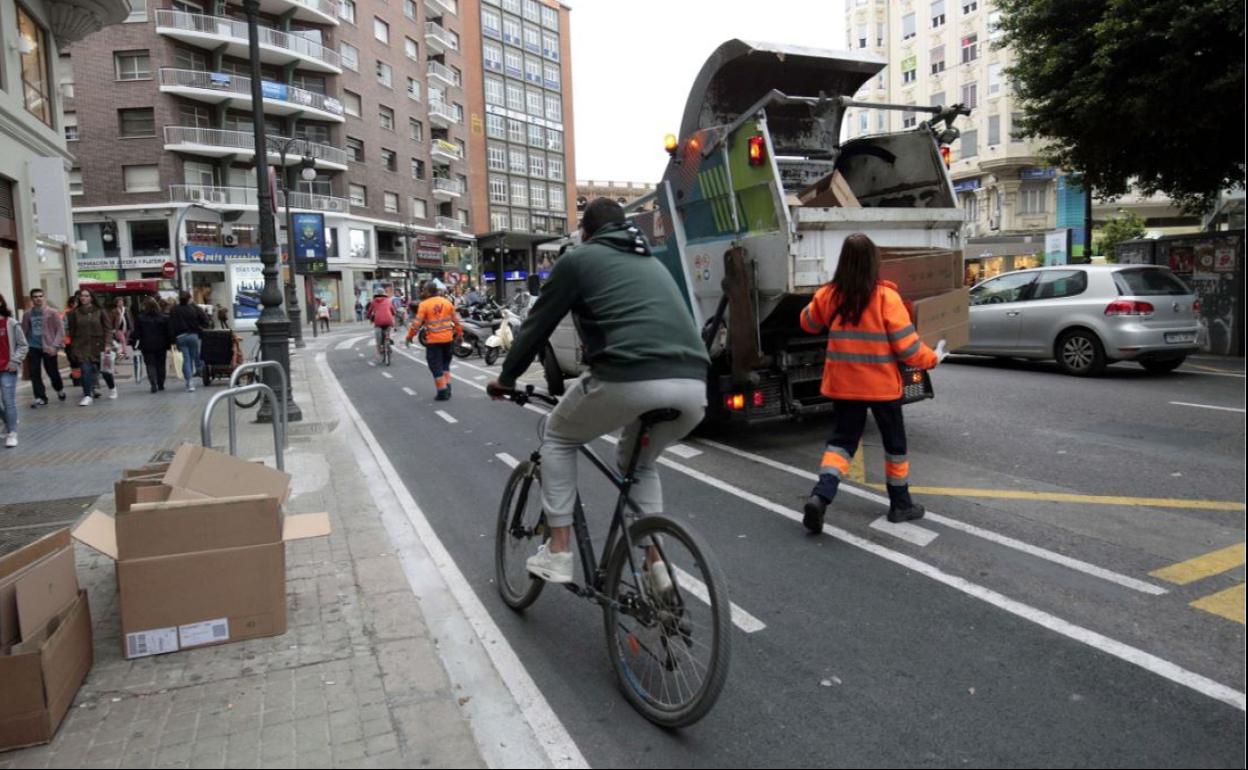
[365,287,396,360]
[487,198,709,584]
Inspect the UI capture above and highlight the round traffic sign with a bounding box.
[162,261,176,279]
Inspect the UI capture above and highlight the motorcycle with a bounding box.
[454,300,501,359]
[483,307,522,366]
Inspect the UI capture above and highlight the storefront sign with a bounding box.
[953,178,981,193]
[413,235,444,266]
[77,255,169,271]
[1020,167,1057,180]
[291,213,327,273]
[503,270,528,281]
[184,245,288,265]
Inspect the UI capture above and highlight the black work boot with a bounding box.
[886,484,925,523]
[803,495,829,534]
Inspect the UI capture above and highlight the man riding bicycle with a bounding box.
[365,288,396,359]
[488,198,709,585]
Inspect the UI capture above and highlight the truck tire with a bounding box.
[542,345,565,396]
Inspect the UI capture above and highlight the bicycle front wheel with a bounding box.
[233,371,262,408]
[603,515,731,728]
[494,460,547,610]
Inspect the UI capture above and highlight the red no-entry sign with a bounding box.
[162,261,176,279]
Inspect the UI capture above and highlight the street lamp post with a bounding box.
[277,136,316,348]
[243,0,301,424]
[98,215,119,278]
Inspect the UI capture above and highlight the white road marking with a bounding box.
[357,353,364,358]
[318,353,587,769]
[496,452,520,468]
[666,443,702,459]
[475,375,487,381]
[336,335,372,351]
[671,566,766,634]
[368,361,375,367]
[1170,401,1246,413]
[870,516,939,547]
[696,439,1168,596]
[381,371,393,379]
[403,387,417,396]
[656,447,1242,712]
[436,410,458,424]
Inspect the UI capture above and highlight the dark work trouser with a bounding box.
[143,351,168,390]
[425,342,454,394]
[28,349,63,402]
[813,399,911,503]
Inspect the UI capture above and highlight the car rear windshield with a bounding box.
[1113,268,1192,296]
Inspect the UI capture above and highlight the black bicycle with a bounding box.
[494,385,731,728]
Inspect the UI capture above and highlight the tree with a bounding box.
[996,0,1244,214]
[1095,211,1147,262]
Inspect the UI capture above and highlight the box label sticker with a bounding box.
[125,627,179,658]
[179,618,230,648]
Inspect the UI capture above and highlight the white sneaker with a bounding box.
[109,388,118,400]
[187,384,196,393]
[526,544,573,584]
[79,395,93,407]
[645,560,675,597]
[4,433,16,448]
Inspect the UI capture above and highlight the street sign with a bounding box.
[162,261,176,279]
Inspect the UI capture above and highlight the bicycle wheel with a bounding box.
[233,371,262,409]
[603,515,731,728]
[495,460,547,610]
[384,339,393,366]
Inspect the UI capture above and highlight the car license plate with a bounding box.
[1165,332,1197,344]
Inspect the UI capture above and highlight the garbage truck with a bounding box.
[617,39,973,422]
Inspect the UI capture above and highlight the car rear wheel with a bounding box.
[1140,356,1186,374]
[1056,330,1106,377]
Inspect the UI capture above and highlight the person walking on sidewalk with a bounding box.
[20,288,66,408]
[1,293,29,447]
[170,291,210,392]
[406,281,462,401]
[67,287,114,406]
[316,299,331,332]
[798,233,948,534]
[133,298,173,393]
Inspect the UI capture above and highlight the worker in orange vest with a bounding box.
[798,233,949,534]
[406,280,463,401]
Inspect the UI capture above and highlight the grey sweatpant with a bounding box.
[540,375,706,528]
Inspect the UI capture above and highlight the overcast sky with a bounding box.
[568,1,848,185]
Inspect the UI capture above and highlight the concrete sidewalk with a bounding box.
[0,328,495,769]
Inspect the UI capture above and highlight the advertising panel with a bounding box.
[230,263,265,328]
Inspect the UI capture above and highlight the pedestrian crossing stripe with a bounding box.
[1189,583,1246,625]
[1149,543,1245,586]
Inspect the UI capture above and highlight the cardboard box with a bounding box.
[162,444,292,504]
[798,170,860,208]
[911,288,971,352]
[0,529,93,753]
[72,494,329,659]
[879,250,962,300]
[114,475,167,514]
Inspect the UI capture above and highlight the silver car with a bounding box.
[960,265,1202,376]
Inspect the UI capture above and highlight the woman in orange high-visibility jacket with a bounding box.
[406,281,463,401]
[799,233,949,534]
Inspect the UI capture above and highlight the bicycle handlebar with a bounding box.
[494,382,558,406]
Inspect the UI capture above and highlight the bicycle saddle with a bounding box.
[640,408,681,425]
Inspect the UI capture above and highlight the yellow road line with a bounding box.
[864,484,1245,511]
[1185,363,1245,375]
[1190,584,1246,625]
[1150,543,1247,585]
[849,441,865,484]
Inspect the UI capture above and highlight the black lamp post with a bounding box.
[277,137,316,348]
[243,0,301,424]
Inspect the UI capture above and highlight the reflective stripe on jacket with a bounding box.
[409,297,461,344]
[799,279,938,401]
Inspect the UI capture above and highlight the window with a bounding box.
[125,0,148,20]
[541,4,558,28]
[509,147,527,173]
[183,161,215,187]
[69,169,84,196]
[547,129,563,151]
[404,0,416,18]
[123,165,160,193]
[931,45,946,74]
[856,23,867,48]
[529,181,546,209]
[379,105,394,131]
[988,63,1003,95]
[543,63,560,87]
[410,198,427,219]
[1031,271,1088,300]
[903,105,917,129]
[491,211,510,230]
[504,48,523,76]
[298,124,330,144]
[410,158,425,179]
[506,82,525,111]
[115,50,151,81]
[962,0,977,12]
[487,114,506,138]
[374,18,389,43]
[349,184,367,206]
[961,81,978,109]
[876,22,886,46]
[484,41,503,69]
[526,88,543,115]
[503,16,521,44]
[987,114,1001,145]
[343,90,361,117]
[507,119,525,144]
[529,154,545,178]
[902,57,917,84]
[119,108,155,138]
[961,34,978,64]
[528,124,544,147]
[347,137,364,162]
[931,0,945,26]
[542,33,559,59]
[488,144,506,171]
[524,24,541,53]
[970,272,1036,305]
[522,0,539,22]
[1018,184,1047,215]
[961,129,978,158]
[340,42,359,71]
[524,56,542,83]
[549,157,563,181]
[931,91,945,108]
[173,48,205,71]
[407,78,421,101]
[1113,268,1193,296]
[381,148,397,171]
[902,12,916,39]
[179,104,210,129]
[511,211,529,231]
[988,10,1003,39]
[482,7,502,36]
[349,229,370,259]
[400,38,417,62]
[339,0,355,23]
[544,93,561,121]
[549,184,565,210]
[510,178,528,206]
[1011,113,1026,142]
[489,175,508,204]
[375,61,392,88]
[384,192,399,213]
[502,0,519,13]
[64,112,79,141]
[485,77,505,105]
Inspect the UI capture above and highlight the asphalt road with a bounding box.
[327,332,1244,768]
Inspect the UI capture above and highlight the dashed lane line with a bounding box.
[403,387,417,396]
[1170,401,1246,414]
[496,452,520,468]
[436,410,458,424]
[381,371,393,379]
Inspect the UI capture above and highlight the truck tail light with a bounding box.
[1105,300,1155,317]
[940,145,952,168]
[752,390,766,408]
[748,134,766,166]
[725,393,746,411]
[1193,299,1202,314]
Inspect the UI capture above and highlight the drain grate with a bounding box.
[0,496,96,556]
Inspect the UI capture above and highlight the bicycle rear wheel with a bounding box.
[603,515,731,728]
[233,371,262,408]
[495,461,547,610]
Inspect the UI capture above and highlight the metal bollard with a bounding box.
[201,383,284,470]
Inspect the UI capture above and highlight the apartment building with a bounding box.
[1,0,129,307]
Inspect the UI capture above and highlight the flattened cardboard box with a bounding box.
[162,444,291,504]
[879,251,962,300]
[912,288,971,352]
[0,530,73,650]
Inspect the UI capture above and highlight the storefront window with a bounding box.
[349,228,370,260]
[18,6,53,126]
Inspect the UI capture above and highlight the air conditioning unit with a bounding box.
[223,233,239,247]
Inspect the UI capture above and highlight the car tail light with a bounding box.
[1105,300,1155,317]
[725,393,746,411]
[1193,299,1202,314]
[752,390,766,408]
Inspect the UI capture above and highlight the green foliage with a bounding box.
[996,0,1245,214]
[1095,211,1147,262]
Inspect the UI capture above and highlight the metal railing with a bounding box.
[436,216,463,232]
[155,10,341,70]
[231,361,289,455]
[425,21,458,51]
[427,101,459,124]
[170,184,351,212]
[426,60,460,87]
[424,0,456,17]
[163,126,349,167]
[288,0,338,21]
[432,177,464,195]
[430,137,463,160]
[202,382,285,470]
[158,68,345,118]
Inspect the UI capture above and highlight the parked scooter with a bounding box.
[455,300,501,359]
[483,307,522,365]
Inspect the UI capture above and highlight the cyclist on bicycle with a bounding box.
[365,288,395,360]
[488,198,709,584]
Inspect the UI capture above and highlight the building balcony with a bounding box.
[431,177,464,199]
[158,69,346,123]
[425,21,458,55]
[170,184,351,213]
[426,60,460,88]
[155,10,342,74]
[430,138,462,163]
[436,216,463,233]
[45,0,130,44]
[163,127,349,170]
[424,0,456,18]
[427,101,458,127]
[258,0,339,26]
